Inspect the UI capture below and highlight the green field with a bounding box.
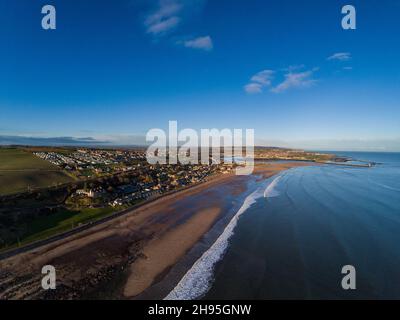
[0,207,116,251]
[0,148,74,195]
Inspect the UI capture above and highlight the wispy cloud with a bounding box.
[0,135,110,146]
[144,0,207,38]
[245,67,317,94]
[271,68,318,93]
[244,83,263,94]
[327,52,351,61]
[250,70,274,86]
[144,0,183,35]
[182,36,213,51]
[244,70,274,94]
[282,64,305,72]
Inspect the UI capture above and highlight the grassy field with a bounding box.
[0,148,74,195]
[0,207,116,251]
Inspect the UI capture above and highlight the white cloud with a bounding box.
[183,36,213,51]
[147,16,180,34]
[251,70,274,86]
[271,69,318,93]
[245,66,320,94]
[144,0,207,38]
[244,83,263,94]
[282,65,305,72]
[244,69,274,94]
[145,0,183,35]
[327,52,351,61]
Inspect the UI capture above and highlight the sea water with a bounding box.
[168,152,400,299]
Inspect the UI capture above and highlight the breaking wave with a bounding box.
[164,189,262,300]
[264,175,282,198]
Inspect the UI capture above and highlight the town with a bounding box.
[0,146,237,250]
[0,145,333,250]
[33,147,235,208]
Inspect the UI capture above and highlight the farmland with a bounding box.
[0,148,74,195]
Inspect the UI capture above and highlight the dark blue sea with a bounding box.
[167,152,400,299]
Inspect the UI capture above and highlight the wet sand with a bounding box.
[124,207,221,297]
[0,162,314,300]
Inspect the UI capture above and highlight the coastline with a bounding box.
[0,162,315,300]
[135,162,317,300]
[0,169,236,259]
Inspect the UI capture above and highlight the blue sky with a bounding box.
[1,0,400,150]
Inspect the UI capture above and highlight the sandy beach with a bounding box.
[0,162,314,300]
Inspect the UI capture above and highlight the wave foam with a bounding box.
[264,175,282,198]
[164,190,261,300]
